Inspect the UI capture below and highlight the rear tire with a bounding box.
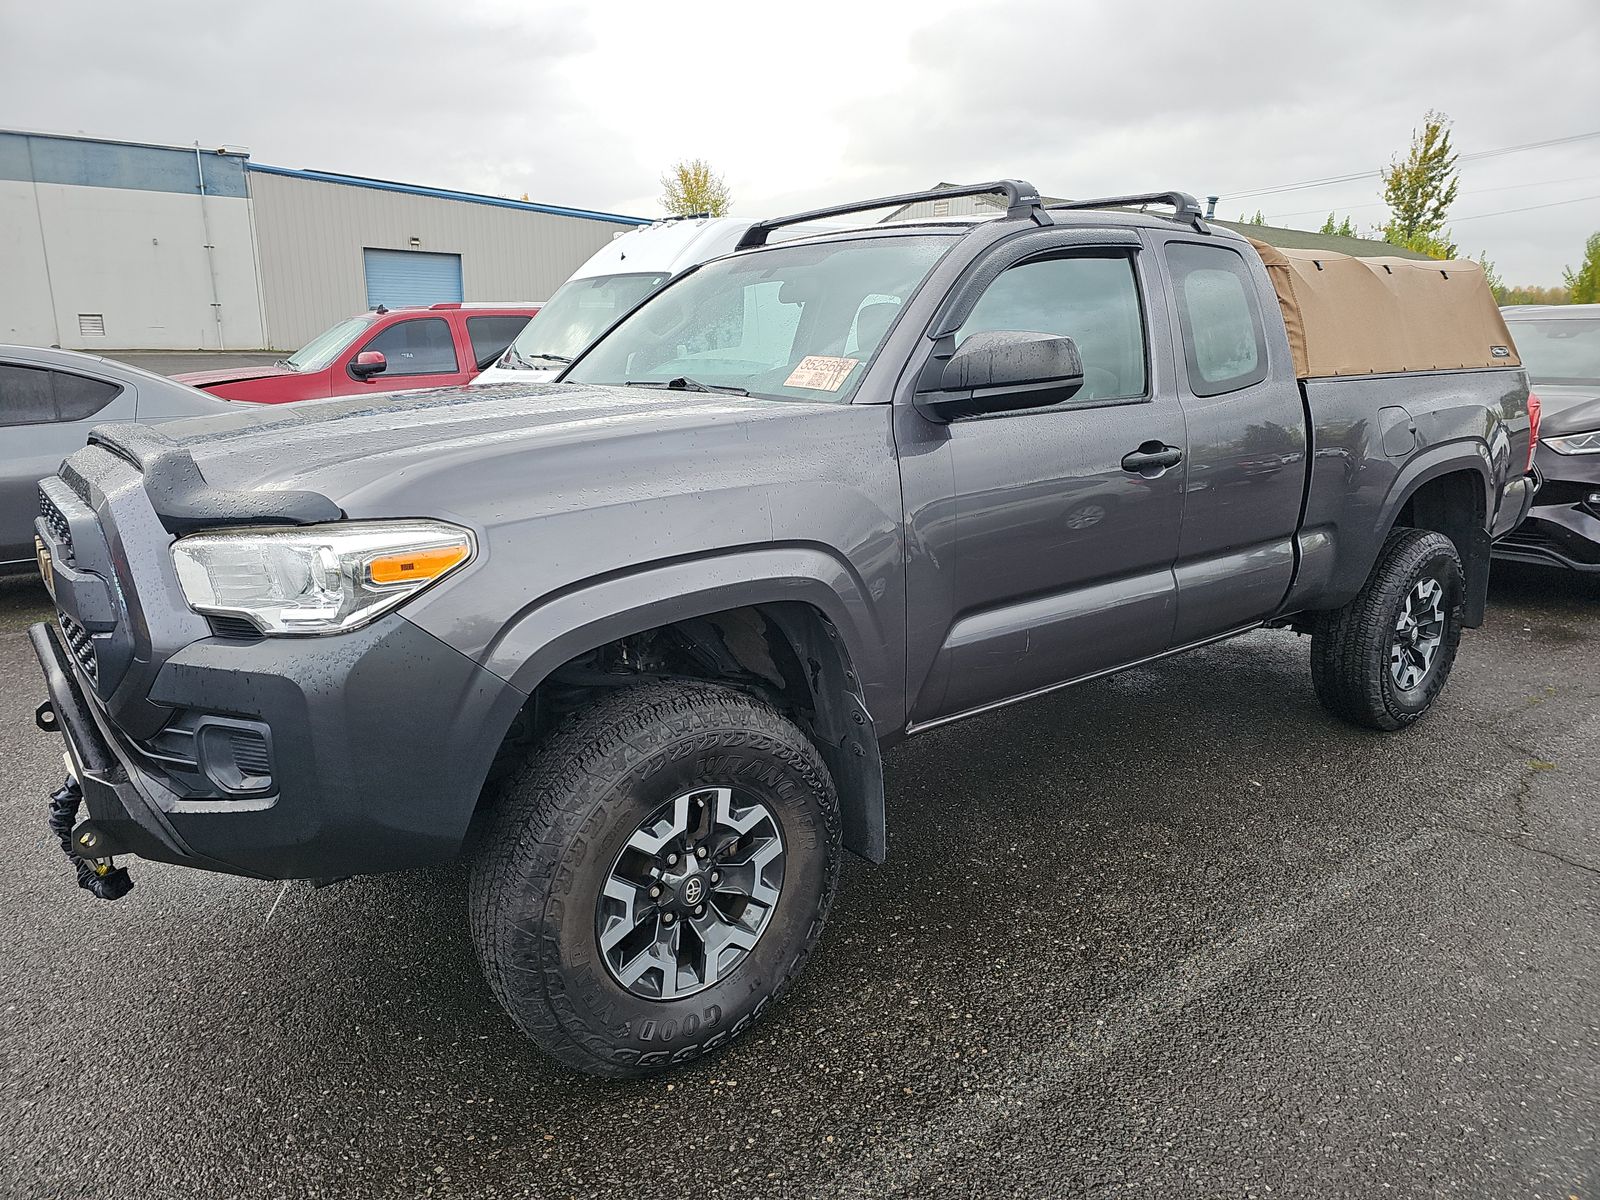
[469,680,840,1078]
[1310,528,1465,731]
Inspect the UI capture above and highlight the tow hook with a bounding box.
[47,778,133,901]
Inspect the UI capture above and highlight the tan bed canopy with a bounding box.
[1245,238,1520,379]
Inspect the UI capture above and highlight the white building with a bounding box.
[0,129,646,352]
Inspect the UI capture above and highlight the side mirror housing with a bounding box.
[350,350,387,379]
[915,331,1084,422]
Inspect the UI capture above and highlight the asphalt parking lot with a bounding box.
[1,565,1596,1200]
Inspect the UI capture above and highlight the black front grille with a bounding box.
[38,488,72,555]
[59,615,97,682]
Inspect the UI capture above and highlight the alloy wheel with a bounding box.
[1390,576,1445,691]
[597,787,785,1000]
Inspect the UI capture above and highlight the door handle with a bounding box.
[1121,442,1184,475]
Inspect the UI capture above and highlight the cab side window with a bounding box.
[1164,243,1269,396]
[956,253,1147,402]
[358,318,459,377]
[0,364,120,427]
[466,315,531,370]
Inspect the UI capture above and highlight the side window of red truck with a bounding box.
[358,318,460,377]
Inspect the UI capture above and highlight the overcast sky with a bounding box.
[3,0,1598,284]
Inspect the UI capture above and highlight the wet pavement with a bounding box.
[1,565,1595,1199]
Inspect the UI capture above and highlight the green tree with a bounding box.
[659,158,732,217]
[1563,231,1600,304]
[1240,209,1267,226]
[1380,109,1459,251]
[1319,213,1358,238]
[1499,284,1571,306]
[1476,254,1505,302]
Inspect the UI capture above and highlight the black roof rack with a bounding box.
[735,180,1044,250]
[1044,192,1208,233]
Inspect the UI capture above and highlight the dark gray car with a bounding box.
[25,183,1534,1079]
[1,346,234,574]
[1493,304,1600,572]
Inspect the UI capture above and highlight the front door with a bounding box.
[899,237,1188,723]
[340,316,465,395]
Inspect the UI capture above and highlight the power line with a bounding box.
[1260,173,1600,222]
[1219,130,1600,201]
[1450,193,1600,222]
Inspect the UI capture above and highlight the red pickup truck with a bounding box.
[175,303,540,404]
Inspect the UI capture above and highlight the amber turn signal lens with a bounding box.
[366,542,469,586]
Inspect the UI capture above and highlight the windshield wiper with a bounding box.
[506,348,572,369]
[623,376,749,396]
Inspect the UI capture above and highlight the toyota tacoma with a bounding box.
[28,181,1536,1077]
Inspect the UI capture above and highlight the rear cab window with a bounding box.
[1163,242,1270,396]
[466,315,533,370]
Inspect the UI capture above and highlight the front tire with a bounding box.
[469,681,840,1078]
[1310,527,1465,731]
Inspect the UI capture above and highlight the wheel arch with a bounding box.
[1379,450,1493,626]
[479,547,892,863]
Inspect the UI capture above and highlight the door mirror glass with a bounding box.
[916,331,1084,422]
[350,350,387,379]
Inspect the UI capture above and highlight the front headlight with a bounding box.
[172,520,474,635]
[1544,429,1600,455]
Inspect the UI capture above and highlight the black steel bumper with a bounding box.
[30,616,527,881]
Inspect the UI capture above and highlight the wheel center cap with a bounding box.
[681,875,705,907]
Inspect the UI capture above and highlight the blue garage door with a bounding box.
[363,248,463,309]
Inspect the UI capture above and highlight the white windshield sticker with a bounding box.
[784,356,859,392]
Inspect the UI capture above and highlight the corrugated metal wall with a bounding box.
[249,170,628,350]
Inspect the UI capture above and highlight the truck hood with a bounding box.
[172,364,298,387]
[1535,384,1600,437]
[114,380,853,510]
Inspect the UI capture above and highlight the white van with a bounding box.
[473,216,762,385]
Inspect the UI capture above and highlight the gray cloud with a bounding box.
[2,0,1597,281]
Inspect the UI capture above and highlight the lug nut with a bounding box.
[663,912,675,925]
[649,885,662,898]
[694,905,705,917]
[709,871,720,884]
[666,852,679,866]
[695,845,708,859]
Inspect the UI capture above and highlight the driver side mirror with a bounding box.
[914,331,1084,423]
[350,350,387,380]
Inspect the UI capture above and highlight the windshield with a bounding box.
[285,316,375,372]
[498,272,670,368]
[1505,316,1600,385]
[563,235,954,402]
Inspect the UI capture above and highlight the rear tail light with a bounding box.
[1526,390,1541,472]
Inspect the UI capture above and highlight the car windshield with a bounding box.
[284,316,375,372]
[563,235,955,402]
[498,272,670,368]
[1505,316,1600,385]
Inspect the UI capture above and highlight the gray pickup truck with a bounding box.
[29,182,1534,1077]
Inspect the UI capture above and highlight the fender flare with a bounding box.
[1375,442,1495,626]
[482,545,893,862]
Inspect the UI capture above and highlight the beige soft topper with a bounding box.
[1245,238,1521,380]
